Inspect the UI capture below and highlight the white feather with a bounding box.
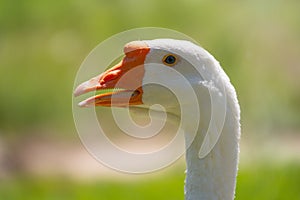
[141,39,241,200]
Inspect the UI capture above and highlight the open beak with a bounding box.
[74,41,150,107]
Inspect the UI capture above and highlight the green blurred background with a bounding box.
[0,0,300,199]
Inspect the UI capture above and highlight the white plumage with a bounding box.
[144,39,240,200]
[75,39,241,200]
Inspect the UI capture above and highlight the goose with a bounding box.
[74,39,241,200]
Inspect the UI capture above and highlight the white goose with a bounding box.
[74,39,241,200]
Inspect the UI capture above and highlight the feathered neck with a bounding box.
[183,70,240,200]
[145,39,241,199]
[184,95,240,200]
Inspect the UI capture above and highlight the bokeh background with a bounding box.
[1,0,300,199]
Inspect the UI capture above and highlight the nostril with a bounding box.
[131,90,140,97]
[101,70,121,84]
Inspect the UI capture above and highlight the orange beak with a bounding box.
[74,41,150,107]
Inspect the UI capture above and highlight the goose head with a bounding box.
[74,39,221,117]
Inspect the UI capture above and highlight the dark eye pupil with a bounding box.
[165,55,176,64]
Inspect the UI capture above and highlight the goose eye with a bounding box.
[163,54,177,66]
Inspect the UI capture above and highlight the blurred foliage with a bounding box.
[0,0,300,134]
[0,163,300,200]
[0,1,300,200]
